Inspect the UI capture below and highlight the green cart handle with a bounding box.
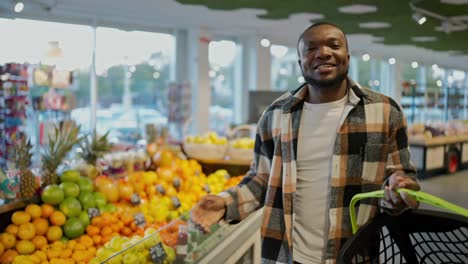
[349,188,468,234]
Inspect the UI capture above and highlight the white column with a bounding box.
[188,28,211,134]
[90,22,98,132]
[239,34,257,123]
[256,37,271,91]
[393,61,404,104]
[349,56,359,83]
[174,29,189,82]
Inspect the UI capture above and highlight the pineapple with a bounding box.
[13,137,36,199]
[79,130,112,166]
[41,124,82,188]
[77,130,112,180]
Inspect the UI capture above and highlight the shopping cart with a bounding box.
[337,189,468,263]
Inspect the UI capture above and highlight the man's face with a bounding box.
[298,25,349,89]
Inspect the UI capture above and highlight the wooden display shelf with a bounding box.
[409,135,468,147]
[195,158,251,176]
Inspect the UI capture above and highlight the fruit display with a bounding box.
[0,141,245,263]
[226,137,255,161]
[41,124,82,187]
[12,137,37,199]
[183,132,228,160]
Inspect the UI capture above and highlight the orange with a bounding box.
[33,250,47,261]
[75,243,86,251]
[41,204,55,218]
[46,226,62,242]
[72,250,86,262]
[49,211,66,226]
[47,249,61,259]
[25,204,42,219]
[11,211,31,225]
[60,248,72,258]
[121,226,132,236]
[33,218,49,236]
[18,222,36,240]
[32,235,48,249]
[66,239,77,250]
[79,235,94,248]
[0,243,3,256]
[91,216,103,227]
[16,239,36,254]
[0,249,18,263]
[101,226,112,236]
[86,225,100,236]
[5,224,19,236]
[0,233,16,249]
[91,235,102,246]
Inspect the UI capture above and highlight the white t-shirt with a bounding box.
[293,95,347,263]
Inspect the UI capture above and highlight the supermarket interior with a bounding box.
[0,0,467,263]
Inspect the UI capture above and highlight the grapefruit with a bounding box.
[59,182,80,198]
[59,197,82,217]
[41,185,64,205]
[78,191,96,210]
[93,192,107,207]
[60,170,81,183]
[77,177,94,193]
[63,217,85,239]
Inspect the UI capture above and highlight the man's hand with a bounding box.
[383,171,421,211]
[190,195,226,233]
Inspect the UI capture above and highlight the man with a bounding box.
[191,22,420,263]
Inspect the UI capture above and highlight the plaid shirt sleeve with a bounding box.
[385,98,417,179]
[220,111,273,222]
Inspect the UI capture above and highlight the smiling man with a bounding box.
[191,22,420,263]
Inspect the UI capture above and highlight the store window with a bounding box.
[446,69,467,121]
[93,27,174,143]
[208,39,240,135]
[0,18,92,148]
[270,45,302,91]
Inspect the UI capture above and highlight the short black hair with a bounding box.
[297,22,349,56]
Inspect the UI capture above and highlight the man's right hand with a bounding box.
[190,195,226,233]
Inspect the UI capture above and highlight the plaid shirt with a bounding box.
[220,79,416,263]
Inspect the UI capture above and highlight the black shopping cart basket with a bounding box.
[338,189,468,264]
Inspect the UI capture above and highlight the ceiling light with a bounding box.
[412,13,427,25]
[436,80,442,87]
[153,72,160,79]
[432,64,439,70]
[388,58,396,64]
[411,36,437,42]
[260,38,270,48]
[270,45,288,58]
[362,54,370,61]
[209,70,216,78]
[338,5,377,14]
[14,2,24,13]
[297,76,305,83]
[359,22,391,29]
[411,61,419,68]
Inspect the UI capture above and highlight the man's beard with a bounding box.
[303,70,348,90]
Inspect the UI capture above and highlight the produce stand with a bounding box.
[409,134,468,176]
[196,158,251,176]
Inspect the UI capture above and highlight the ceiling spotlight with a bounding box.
[388,57,396,64]
[260,38,271,48]
[14,1,24,13]
[297,76,305,83]
[436,80,442,87]
[411,61,419,68]
[432,64,439,70]
[412,12,427,25]
[362,54,370,61]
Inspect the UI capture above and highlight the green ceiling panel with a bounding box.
[176,0,468,54]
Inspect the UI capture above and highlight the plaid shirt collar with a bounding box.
[281,78,369,113]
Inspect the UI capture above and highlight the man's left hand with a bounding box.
[383,171,421,210]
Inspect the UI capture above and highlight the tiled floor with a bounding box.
[418,169,468,212]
